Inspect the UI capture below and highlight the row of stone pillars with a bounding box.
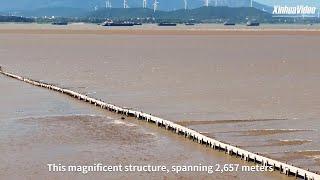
[1,69,318,180]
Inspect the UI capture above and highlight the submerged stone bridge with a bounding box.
[1,67,319,180]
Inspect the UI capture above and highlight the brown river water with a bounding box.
[0,24,319,179]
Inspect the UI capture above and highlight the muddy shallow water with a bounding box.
[0,76,286,180]
[0,24,319,178]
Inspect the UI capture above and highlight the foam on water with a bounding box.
[112,119,136,127]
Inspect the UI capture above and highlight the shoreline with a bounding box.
[1,27,320,36]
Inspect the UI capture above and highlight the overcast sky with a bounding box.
[0,0,319,11]
[257,0,319,7]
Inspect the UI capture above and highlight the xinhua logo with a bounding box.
[272,5,317,17]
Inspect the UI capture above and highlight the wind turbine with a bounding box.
[143,0,147,8]
[153,0,159,12]
[204,0,209,7]
[105,0,112,8]
[183,0,187,10]
[123,0,128,8]
[250,0,253,8]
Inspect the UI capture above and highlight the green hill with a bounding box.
[0,15,33,22]
[88,8,154,19]
[88,6,271,22]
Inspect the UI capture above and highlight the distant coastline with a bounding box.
[1,6,320,24]
[1,24,320,36]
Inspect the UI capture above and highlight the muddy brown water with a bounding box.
[1,24,319,179]
[0,75,287,180]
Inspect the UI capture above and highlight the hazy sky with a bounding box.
[256,0,320,7]
[0,0,319,11]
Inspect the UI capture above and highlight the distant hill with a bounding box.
[88,8,154,19]
[18,7,88,17]
[88,6,271,22]
[0,0,263,12]
[0,15,33,22]
[159,6,271,21]
[253,1,273,13]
